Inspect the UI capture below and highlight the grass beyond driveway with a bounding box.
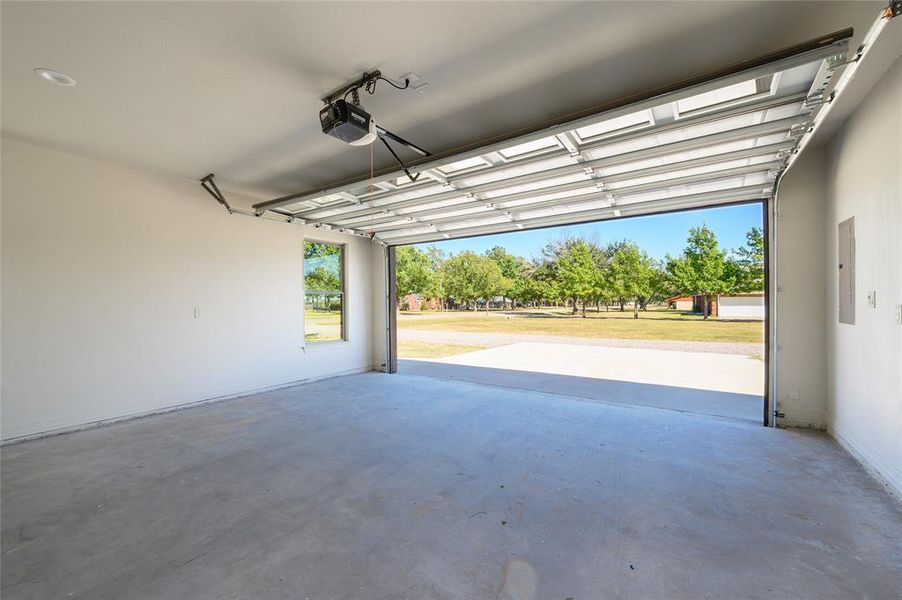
[398,340,488,359]
[305,309,341,342]
[398,308,763,344]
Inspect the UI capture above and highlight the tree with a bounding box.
[667,224,729,319]
[585,242,612,311]
[508,259,539,307]
[603,240,631,311]
[609,243,654,319]
[481,265,512,313]
[441,252,479,310]
[441,252,509,313]
[395,246,437,303]
[541,235,582,313]
[541,235,606,314]
[530,259,561,307]
[485,246,524,309]
[730,227,765,293]
[304,266,340,293]
[638,260,669,310]
[424,245,446,272]
[304,242,340,261]
[555,240,601,317]
[424,246,447,309]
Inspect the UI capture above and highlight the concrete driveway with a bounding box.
[401,342,764,422]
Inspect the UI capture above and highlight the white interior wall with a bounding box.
[824,57,901,496]
[0,137,379,441]
[772,145,829,428]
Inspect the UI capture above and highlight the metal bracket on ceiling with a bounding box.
[555,132,582,160]
[788,122,810,136]
[200,174,303,223]
[827,57,861,73]
[804,96,830,108]
[200,174,233,214]
[826,54,855,70]
[321,71,384,106]
[336,191,362,206]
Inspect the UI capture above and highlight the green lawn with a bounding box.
[398,340,488,359]
[304,309,342,342]
[398,307,763,344]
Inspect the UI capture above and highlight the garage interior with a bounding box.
[2,2,901,598]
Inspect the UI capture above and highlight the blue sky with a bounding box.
[415,203,763,261]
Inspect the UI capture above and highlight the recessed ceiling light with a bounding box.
[34,68,76,86]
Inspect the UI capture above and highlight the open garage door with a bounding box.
[252,30,854,425]
[251,30,851,245]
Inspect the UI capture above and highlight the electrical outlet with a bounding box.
[896,304,902,325]
[867,291,877,308]
[194,307,202,319]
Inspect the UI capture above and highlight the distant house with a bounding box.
[667,292,764,319]
[717,292,764,319]
[667,296,694,311]
[401,293,440,311]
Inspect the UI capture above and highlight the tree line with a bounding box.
[396,224,763,319]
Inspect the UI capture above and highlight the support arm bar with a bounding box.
[200,174,233,214]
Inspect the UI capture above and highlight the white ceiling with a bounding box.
[0,1,885,203]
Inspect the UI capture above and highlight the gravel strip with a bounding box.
[398,328,763,356]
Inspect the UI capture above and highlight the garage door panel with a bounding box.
[252,32,851,245]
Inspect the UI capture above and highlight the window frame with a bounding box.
[302,239,348,345]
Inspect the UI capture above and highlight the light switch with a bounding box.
[867,291,876,308]
[896,305,902,325]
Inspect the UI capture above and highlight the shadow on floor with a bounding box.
[400,359,763,423]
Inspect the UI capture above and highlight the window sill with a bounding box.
[302,340,349,352]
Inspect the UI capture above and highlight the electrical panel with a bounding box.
[838,217,855,324]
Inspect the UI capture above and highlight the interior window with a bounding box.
[304,241,344,342]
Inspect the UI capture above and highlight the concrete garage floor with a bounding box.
[2,374,901,599]
[403,342,764,422]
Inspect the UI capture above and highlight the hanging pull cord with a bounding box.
[368,143,376,239]
[380,136,422,183]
